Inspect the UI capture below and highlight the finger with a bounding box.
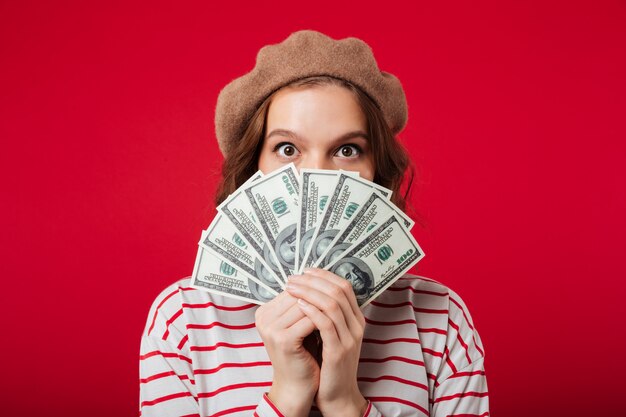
[272,299,308,329]
[295,298,341,348]
[291,272,362,333]
[287,280,352,344]
[290,273,363,334]
[257,292,304,329]
[303,268,362,318]
[262,291,297,316]
[286,315,316,339]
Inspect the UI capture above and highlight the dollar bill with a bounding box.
[299,173,392,272]
[218,171,285,287]
[295,169,341,272]
[325,214,425,307]
[315,190,414,269]
[244,163,300,280]
[199,214,283,294]
[191,246,277,305]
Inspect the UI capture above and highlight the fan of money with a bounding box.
[191,163,425,307]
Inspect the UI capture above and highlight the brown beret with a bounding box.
[215,30,408,156]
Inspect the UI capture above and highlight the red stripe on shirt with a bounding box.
[370,300,449,314]
[183,301,256,310]
[210,405,257,417]
[358,375,428,391]
[140,370,176,384]
[422,347,444,358]
[264,393,285,417]
[432,391,489,403]
[360,356,425,367]
[449,297,475,330]
[141,391,196,408]
[474,339,485,356]
[368,396,429,416]
[418,327,447,335]
[162,308,184,339]
[365,317,417,326]
[187,322,256,330]
[147,288,178,335]
[387,286,448,297]
[194,361,272,375]
[444,346,458,373]
[198,381,272,398]
[449,370,486,379]
[140,370,195,385]
[447,318,472,364]
[190,341,265,352]
[415,307,448,314]
[178,334,189,350]
[180,414,200,417]
[449,296,485,356]
[362,337,420,345]
[140,350,192,364]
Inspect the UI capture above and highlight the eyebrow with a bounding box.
[266,129,370,142]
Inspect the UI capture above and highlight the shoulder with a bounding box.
[142,277,193,337]
[375,274,454,314]
[142,277,256,342]
[387,274,481,329]
[376,274,486,379]
[386,274,451,301]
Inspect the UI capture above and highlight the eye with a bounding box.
[274,142,300,158]
[335,144,361,158]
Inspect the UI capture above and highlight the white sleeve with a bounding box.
[430,290,489,416]
[140,332,199,416]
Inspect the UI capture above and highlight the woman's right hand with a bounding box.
[255,291,320,417]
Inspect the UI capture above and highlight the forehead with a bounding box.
[266,84,366,132]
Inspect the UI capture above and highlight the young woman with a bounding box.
[140,30,489,417]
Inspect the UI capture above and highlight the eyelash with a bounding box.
[335,144,362,158]
[273,142,300,158]
[272,142,363,158]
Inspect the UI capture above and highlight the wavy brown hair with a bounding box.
[215,76,414,211]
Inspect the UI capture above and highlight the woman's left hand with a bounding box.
[286,268,368,417]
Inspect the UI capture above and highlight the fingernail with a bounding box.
[297,298,309,307]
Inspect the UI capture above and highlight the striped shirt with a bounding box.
[139,275,489,417]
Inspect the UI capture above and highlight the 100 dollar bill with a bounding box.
[325,214,425,307]
[218,171,285,287]
[199,214,283,294]
[295,169,341,272]
[244,163,300,279]
[315,190,414,269]
[191,246,277,305]
[300,173,391,272]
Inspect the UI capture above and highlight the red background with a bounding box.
[1,1,625,416]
